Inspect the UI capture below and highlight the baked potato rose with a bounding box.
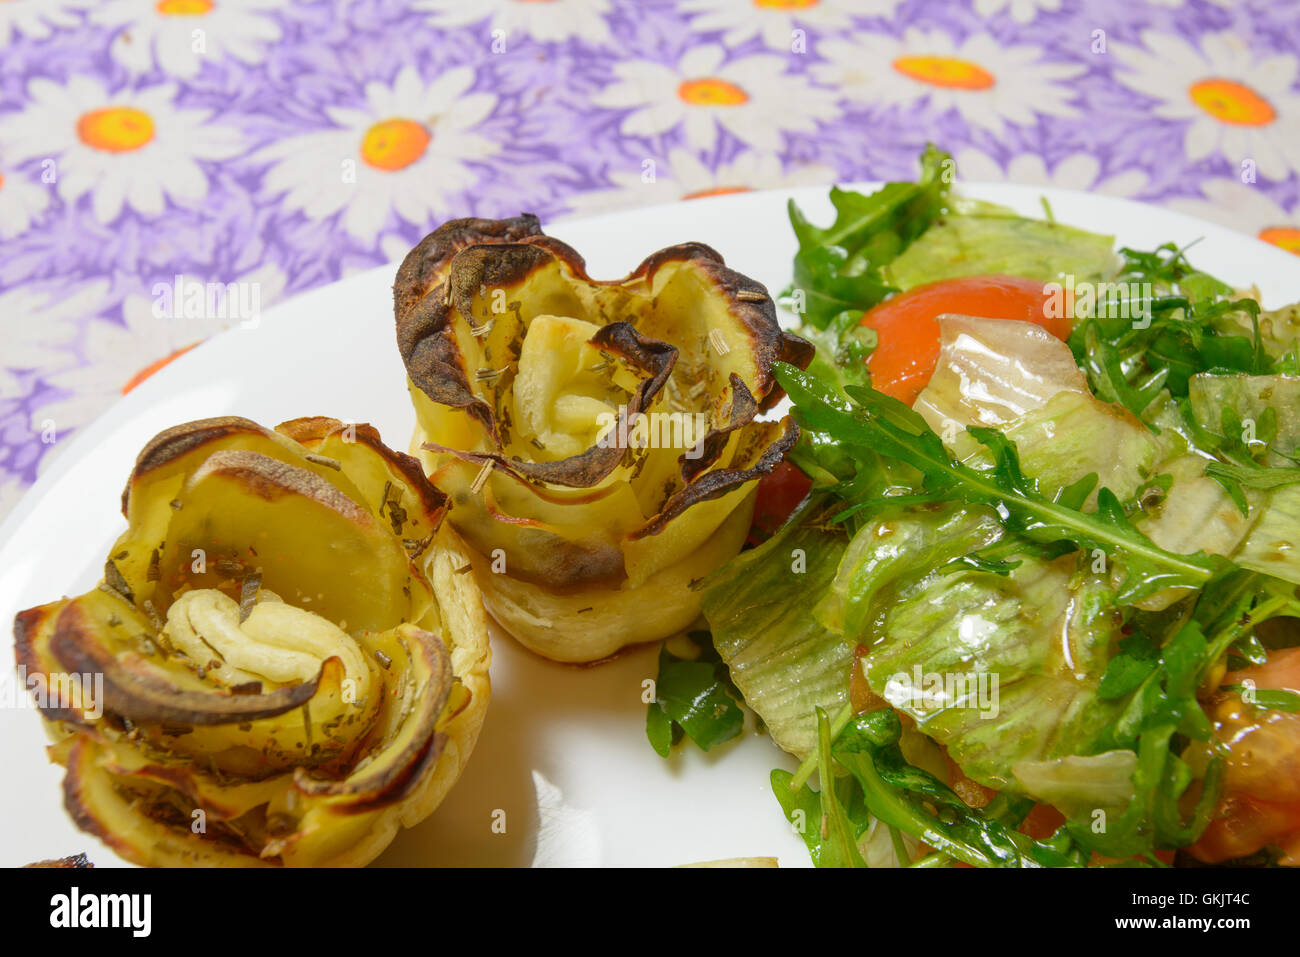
[395,215,812,662]
[13,416,491,867]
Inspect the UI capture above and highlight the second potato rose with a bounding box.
[395,215,812,662]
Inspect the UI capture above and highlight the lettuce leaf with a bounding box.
[818,502,1004,640]
[882,203,1119,291]
[1139,455,1260,564]
[1217,298,1300,367]
[841,503,1126,790]
[1235,485,1300,586]
[1189,373,1300,465]
[700,503,854,758]
[1137,456,1300,589]
[999,392,1164,504]
[914,315,1167,504]
[777,363,1224,605]
[1011,751,1139,820]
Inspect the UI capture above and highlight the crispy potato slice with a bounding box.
[14,419,491,867]
[395,216,811,660]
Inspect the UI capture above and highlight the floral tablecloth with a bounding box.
[1,0,1297,522]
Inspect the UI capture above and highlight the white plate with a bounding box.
[4,184,1299,868]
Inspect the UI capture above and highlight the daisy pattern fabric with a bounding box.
[0,0,1298,522]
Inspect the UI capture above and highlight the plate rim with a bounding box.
[3,181,1299,867]
[6,179,1299,541]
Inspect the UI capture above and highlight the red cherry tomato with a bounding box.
[749,460,812,542]
[860,275,1068,405]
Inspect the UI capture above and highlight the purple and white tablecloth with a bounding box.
[1,0,1298,521]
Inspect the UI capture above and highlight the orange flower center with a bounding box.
[1189,78,1275,126]
[1259,226,1300,256]
[122,344,200,394]
[0,173,5,191]
[892,55,995,90]
[360,118,432,172]
[677,77,750,107]
[77,107,156,153]
[156,0,215,13]
[754,0,819,8]
[682,185,752,200]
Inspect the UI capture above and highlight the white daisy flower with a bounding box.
[680,0,899,51]
[0,0,96,46]
[0,281,110,399]
[0,162,51,240]
[254,66,499,247]
[32,264,285,436]
[0,76,243,225]
[413,0,611,45]
[1111,31,1300,181]
[1167,178,1300,258]
[564,147,836,218]
[955,147,1148,199]
[592,44,841,152]
[92,0,283,79]
[972,0,1061,24]
[813,28,1084,133]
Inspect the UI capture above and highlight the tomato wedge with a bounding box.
[1191,795,1300,864]
[749,460,812,543]
[1190,647,1300,862]
[860,275,1068,404]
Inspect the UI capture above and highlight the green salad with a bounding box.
[646,146,1300,868]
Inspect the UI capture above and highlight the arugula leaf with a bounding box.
[1174,376,1300,514]
[1204,460,1300,518]
[645,631,744,757]
[645,693,679,757]
[776,362,1225,606]
[771,766,871,869]
[1077,322,1168,421]
[764,154,1300,868]
[768,708,871,868]
[832,710,1083,868]
[794,310,876,396]
[1073,571,1300,859]
[815,707,868,867]
[772,708,1091,868]
[1222,685,1300,712]
[1067,243,1266,421]
[785,145,951,328]
[771,768,826,861]
[1097,633,1161,700]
